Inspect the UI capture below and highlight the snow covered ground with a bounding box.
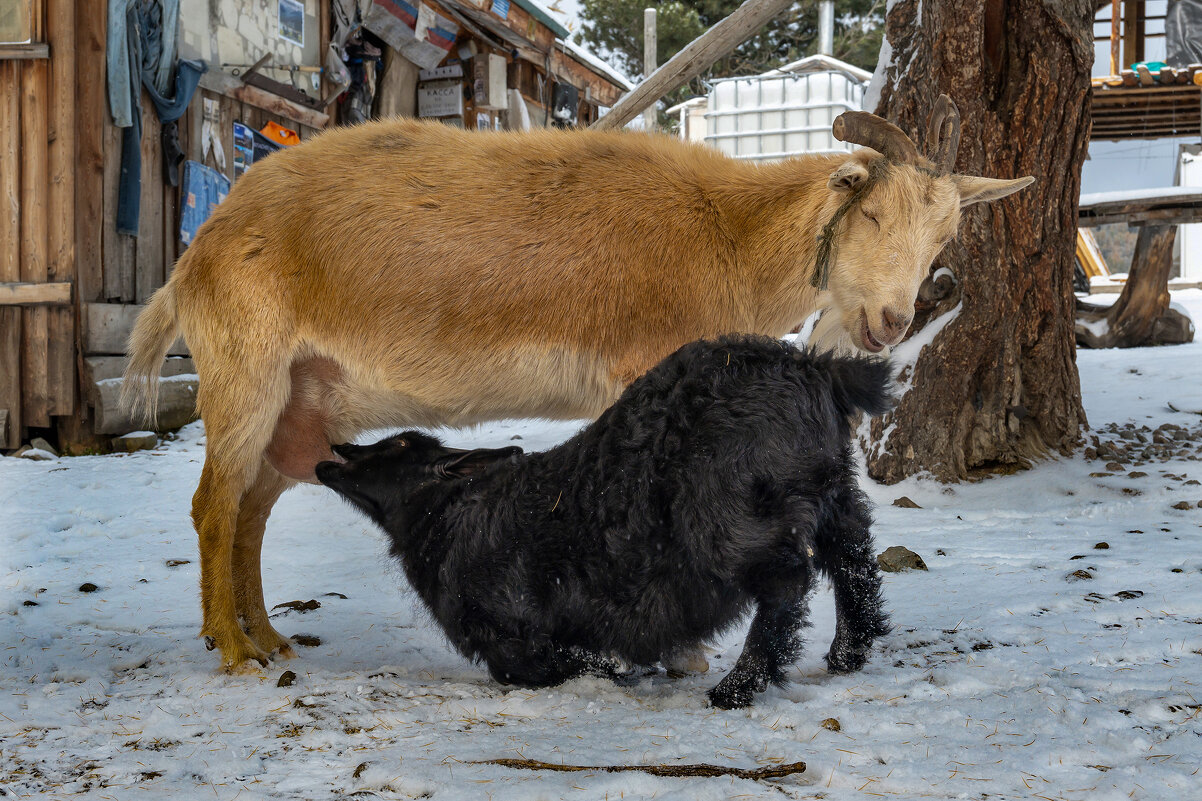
[3,292,1202,801]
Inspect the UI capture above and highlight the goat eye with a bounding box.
[862,209,879,227]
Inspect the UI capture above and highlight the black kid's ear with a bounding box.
[437,446,522,478]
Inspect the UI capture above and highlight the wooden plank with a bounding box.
[46,0,76,417]
[74,0,105,304]
[0,282,73,305]
[0,62,19,283]
[102,118,136,301]
[198,70,329,129]
[0,44,50,60]
[84,302,188,356]
[136,93,164,304]
[0,308,19,447]
[0,408,7,445]
[0,62,19,447]
[593,0,795,130]
[20,58,50,428]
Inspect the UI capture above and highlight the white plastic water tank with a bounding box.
[704,55,869,162]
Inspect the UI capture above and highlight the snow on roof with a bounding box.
[1079,186,1202,207]
[558,37,635,91]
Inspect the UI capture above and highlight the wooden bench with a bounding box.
[1075,188,1201,348]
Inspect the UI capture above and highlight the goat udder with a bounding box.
[265,357,343,483]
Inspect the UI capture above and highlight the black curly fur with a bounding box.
[316,335,893,708]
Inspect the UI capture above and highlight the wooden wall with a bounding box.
[0,0,75,449]
[2,0,327,449]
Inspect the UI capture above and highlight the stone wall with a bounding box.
[179,0,321,94]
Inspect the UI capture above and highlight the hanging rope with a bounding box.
[811,158,891,290]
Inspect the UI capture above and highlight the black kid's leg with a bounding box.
[818,487,889,673]
[709,548,812,710]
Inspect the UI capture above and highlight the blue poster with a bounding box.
[180,160,231,247]
[491,0,510,18]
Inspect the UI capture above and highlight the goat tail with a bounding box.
[825,353,895,419]
[120,281,182,427]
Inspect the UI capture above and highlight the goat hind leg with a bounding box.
[193,459,273,671]
[232,461,296,658]
[818,489,889,674]
[709,553,812,709]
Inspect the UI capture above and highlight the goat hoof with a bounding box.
[708,681,755,710]
[824,645,868,674]
[203,635,216,651]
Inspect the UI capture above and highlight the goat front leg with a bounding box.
[818,488,890,674]
[709,557,812,710]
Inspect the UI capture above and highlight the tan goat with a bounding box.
[124,102,1031,671]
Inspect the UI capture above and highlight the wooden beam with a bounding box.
[199,70,329,129]
[0,44,50,60]
[592,0,795,131]
[0,408,7,445]
[84,302,188,356]
[0,282,72,305]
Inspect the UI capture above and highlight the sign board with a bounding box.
[419,64,465,81]
[488,53,508,109]
[418,80,464,118]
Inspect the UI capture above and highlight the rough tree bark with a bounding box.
[864,0,1092,484]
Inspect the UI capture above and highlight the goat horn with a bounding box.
[831,111,920,164]
[925,94,961,173]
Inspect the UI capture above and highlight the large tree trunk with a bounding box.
[864,0,1091,484]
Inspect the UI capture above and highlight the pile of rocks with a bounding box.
[1083,421,1201,466]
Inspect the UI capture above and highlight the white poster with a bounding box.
[279,0,305,46]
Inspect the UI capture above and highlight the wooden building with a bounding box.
[1091,0,1202,141]
[0,0,629,451]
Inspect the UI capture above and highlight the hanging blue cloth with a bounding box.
[113,0,204,236]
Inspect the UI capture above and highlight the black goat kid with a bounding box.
[317,336,893,708]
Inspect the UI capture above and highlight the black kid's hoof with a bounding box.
[708,681,755,709]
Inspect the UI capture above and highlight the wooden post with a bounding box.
[1122,0,1144,70]
[593,0,795,131]
[1109,0,1121,76]
[643,8,657,131]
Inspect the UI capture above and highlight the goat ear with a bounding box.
[952,174,1034,207]
[828,161,870,193]
[438,446,523,478]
